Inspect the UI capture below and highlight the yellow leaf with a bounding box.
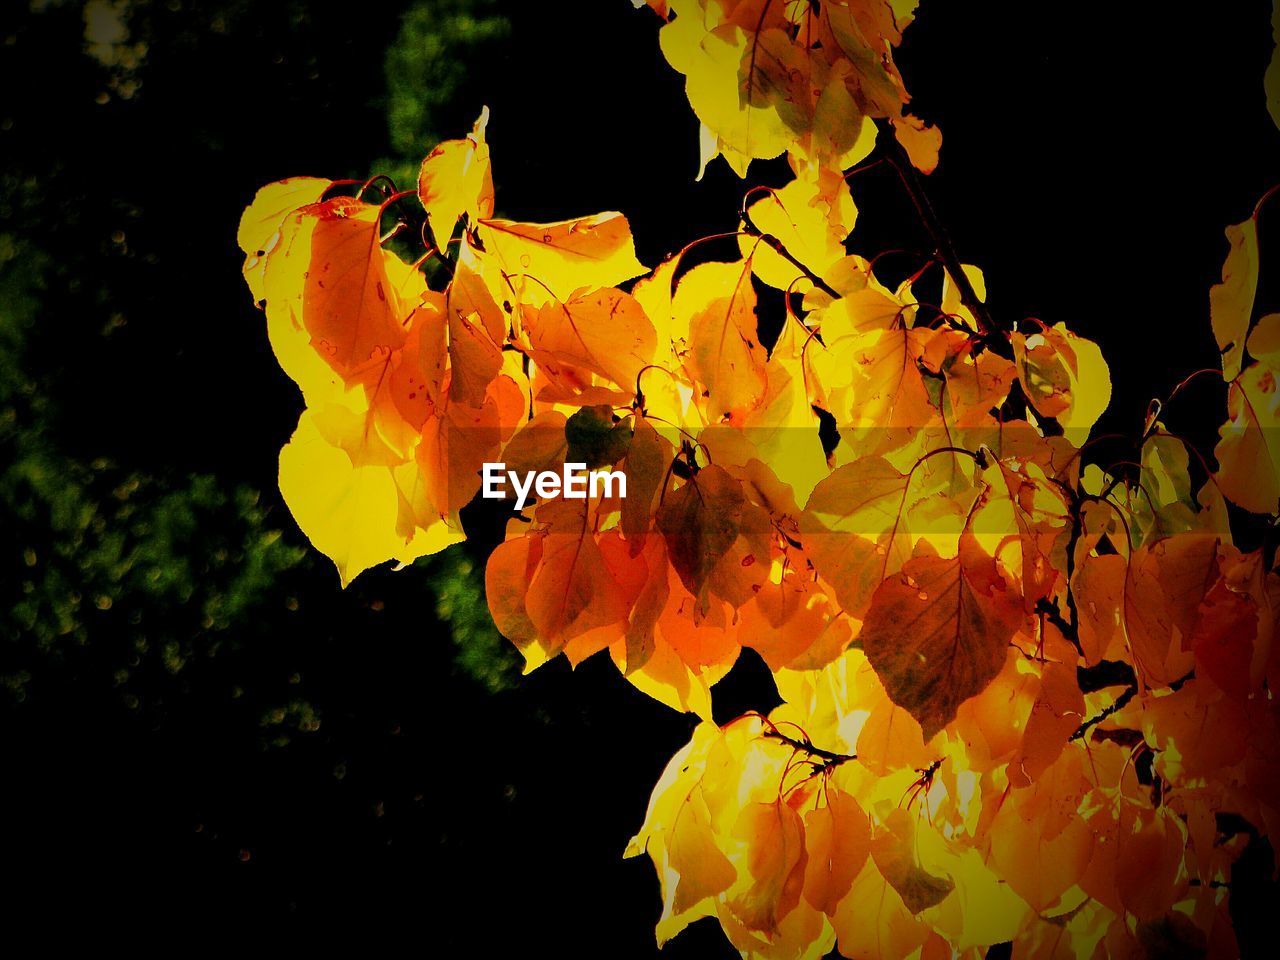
[658,0,790,175]
[832,860,928,960]
[739,174,857,291]
[417,107,494,249]
[238,176,331,302]
[1012,321,1111,441]
[1214,359,1280,515]
[890,114,942,175]
[800,456,914,618]
[279,410,460,586]
[1209,215,1258,382]
[729,800,807,933]
[669,258,766,421]
[870,809,955,914]
[469,212,646,308]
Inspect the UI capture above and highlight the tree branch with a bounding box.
[740,206,841,300]
[881,129,1005,344]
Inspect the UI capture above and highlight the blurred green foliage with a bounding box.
[0,232,304,707]
[0,0,519,725]
[378,0,509,186]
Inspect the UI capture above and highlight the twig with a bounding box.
[881,129,1004,344]
[740,206,841,300]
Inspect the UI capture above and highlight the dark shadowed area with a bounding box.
[1,0,1276,953]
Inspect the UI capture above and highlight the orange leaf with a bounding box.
[802,786,871,915]
[302,198,414,380]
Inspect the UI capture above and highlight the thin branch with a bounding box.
[740,206,841,300]
[881,129,1003,344]
[1070,683,1137,742]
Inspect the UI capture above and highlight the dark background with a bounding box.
[1,0,1277,953]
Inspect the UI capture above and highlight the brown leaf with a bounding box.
[860,534,1026,740]
[657,464,746,598]
[870,809,954,914]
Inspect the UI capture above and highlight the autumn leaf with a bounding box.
[739,174,857,291]
[469,212,646,306]
[524,498,630,653]
[800,455,914,618]
[678,258,767,422]
[238,5,1280,957]
[987,749,1096,912]
[730,800,807,933]
[656,464,746,599]
[300,198,416,380]
[1209,213,1259,382]
[621,415,672,553]
[1009,638,1085,786]
[802,786,871,915]
[870,809,955,914]
[525,287,656,391]
[1012,321,1111,439]
[418,107,494,249]
[860,533,1027,740]
[1214,317,1280,514]
[668,794,736,916]
[278,409,461,586]
[238,175,331,301]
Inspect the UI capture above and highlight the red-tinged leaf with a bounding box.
[988,773,1095,912]
[1010,652,1085,787]
[1115,807,1187,922]
[415,385,507,518]
[302,198,414,379]
[856,697,932,776]
[1073,552,1126,665]
[1125,535,1216,687]
[447,260,507,344]
[1191,565,1258,698]
[447,305,503,408]
[388,300,448,430]
[859,534,1026,740]
[485,534,543,650]
[622,536,671,674]
[500,411,569,480]
[988,458,1072,609]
